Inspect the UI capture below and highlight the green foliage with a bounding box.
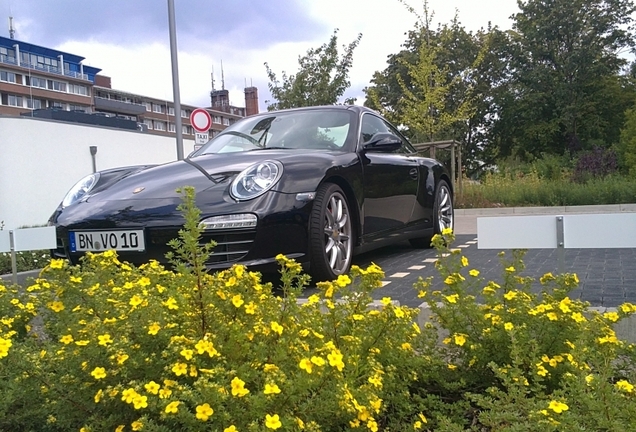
[619,107,636,177]
[457,171,636,208]
[3,191,636,430]
[0,250,50,274]
[264,29,362,111]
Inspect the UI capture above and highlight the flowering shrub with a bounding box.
[0,188,436,431]
[411,230,636,429]
[1,189,636,431]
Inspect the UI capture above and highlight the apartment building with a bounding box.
[0,35,259,137]
[0,35,99,116]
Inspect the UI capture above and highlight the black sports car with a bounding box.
[50,105,454,281]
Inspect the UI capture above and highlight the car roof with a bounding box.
[252,105,378,116]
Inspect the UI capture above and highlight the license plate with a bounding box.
[69,229,145,252]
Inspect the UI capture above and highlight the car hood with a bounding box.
[87,149,351,201]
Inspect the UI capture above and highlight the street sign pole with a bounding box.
[167,0,184,160]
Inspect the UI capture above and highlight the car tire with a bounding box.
[309,183,353,282]
[409,179,454,248]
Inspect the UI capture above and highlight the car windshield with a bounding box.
[193,109,354,155]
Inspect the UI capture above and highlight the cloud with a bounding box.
[7,0,325,49]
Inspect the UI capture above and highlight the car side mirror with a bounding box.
[363,132,402,152]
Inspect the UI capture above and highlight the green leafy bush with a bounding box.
[2,190,636,431]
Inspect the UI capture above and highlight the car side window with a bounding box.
[360,114,413,154]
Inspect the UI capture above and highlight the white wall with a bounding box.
[0,116,196,230]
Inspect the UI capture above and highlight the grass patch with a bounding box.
[457,173,636,208]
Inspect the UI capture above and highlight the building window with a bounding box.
[168,122,176,132]
[223,118,230,126]
[213,116,221,124]
[144,102,151,111]
[182,125,191,135]
[8,94,23,107]
[47,80,67,92]
[26,98,43,109]
[168,106,175,116]
[25,76,47,88]
[154,121,166,131]
[50,101,67,110]
[68,84,89,96]
[181,109,186,118]
[143,119,153,128]
[0,70,16,83]
[153,103,164,113]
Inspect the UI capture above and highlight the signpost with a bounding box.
[190,108,212,146]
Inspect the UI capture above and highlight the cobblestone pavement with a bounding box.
[300,234,636,308]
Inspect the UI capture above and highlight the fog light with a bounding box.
[201,214,257,229]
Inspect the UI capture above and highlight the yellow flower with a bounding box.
[461,256,469,267]
[196,403,214,421]
[159,388,172,399]
[48,301,65,312]
[94,389,103,403]
[442,227,453,235]
[306,294,320,305]
[115,425,124,432]
[144,381,160,395]
[131,421,143,431]
[336,274,351,287]
[469,269,479,277]
[231,377,250,397]
[381,297,392,306]
[505,266,515,273]
[447,364,457,370]
[60,335,74,345]
[163,297,179,309]
[224,426,238,432]
[453,334,466,346]
[571,312,586,323]
[91,367,107,380]
[503,291,517,300]
[265,414,282,429]
[548,400,569,413]
[165,401,180,414]
[585,374,594,385]
[180,349,194,360]
[444,294,459,304]
[311,356,325,366]
[328,350,344,371]
[264,383,281,395]
[368,375,383,388]
[270,321,283,335]
[132,395,148,409]
[504,322,514,331]
[116,353,129,364]
[172,362,188,376]
[49,259,64,269]
[147,322,161,335]
[604,311,620,322]
[546,312,558,321]
[130,295,145,307]
[244,302,256,314]
[616,379,634,393]
[232,295,244,308]
[367,419,378,432]
[394,307,406,318]
[299,358,313,373]
[97,334,113,346]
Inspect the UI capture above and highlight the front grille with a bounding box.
[201,230,255,264]
[148,227,256,266]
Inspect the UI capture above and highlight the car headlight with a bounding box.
[62,173,100,207]
[230,160,283,201]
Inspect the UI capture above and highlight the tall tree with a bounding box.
[264,30,362,111]
[497,0,636,157]
[365,2,506,174]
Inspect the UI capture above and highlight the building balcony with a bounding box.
[94,96,147,116]
[0,54,90,81]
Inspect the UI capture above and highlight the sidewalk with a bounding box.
[454,203,636,235]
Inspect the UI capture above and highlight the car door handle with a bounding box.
[409,168,418,180]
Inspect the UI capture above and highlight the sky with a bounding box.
[0,0,521,112]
